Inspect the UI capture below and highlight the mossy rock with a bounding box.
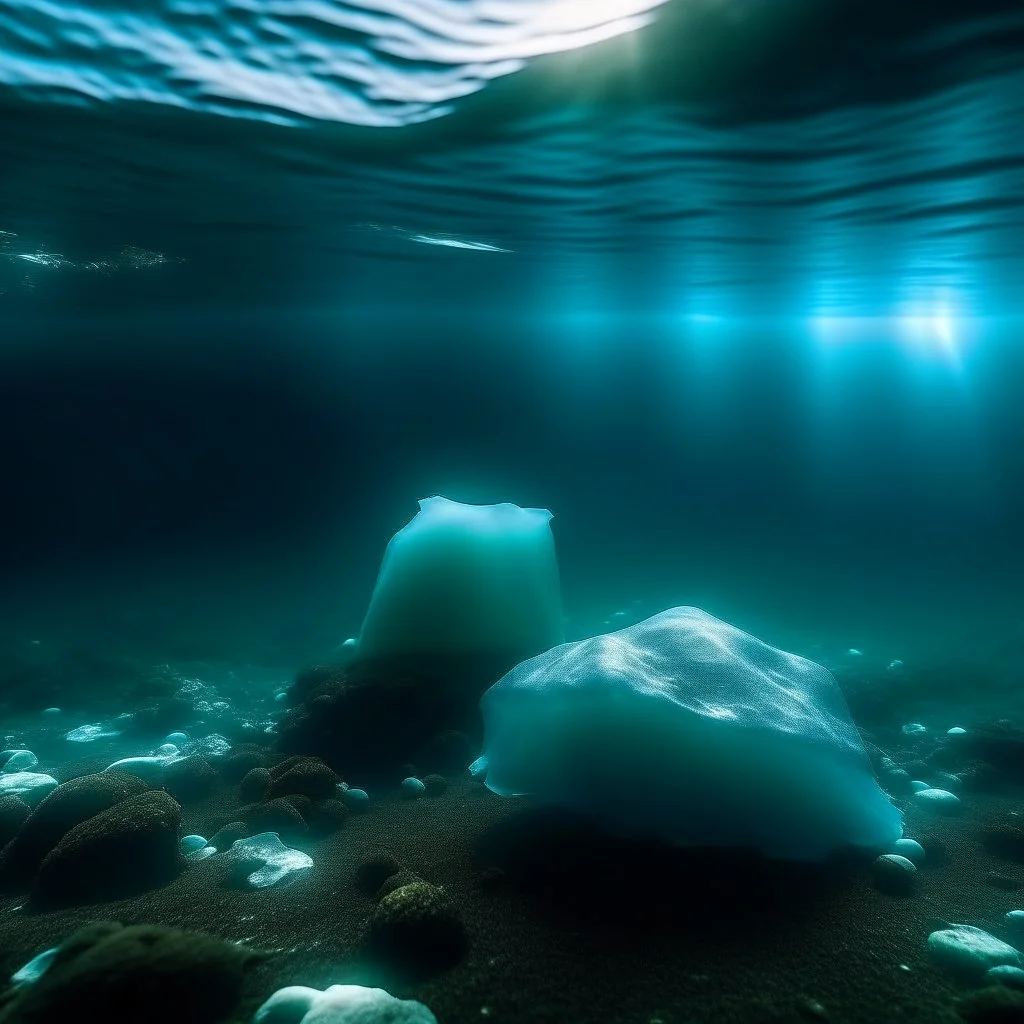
[0,922,259,1024]
[31,791,183,909]
[161,755,219,802]
[266,757,339,802]
[0,772,148,888]
[0,797,30,849]
[238,767,271,803]
[239,798,307,844]
[364,881,466,975]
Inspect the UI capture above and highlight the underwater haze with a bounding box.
[2,2,1024,1022]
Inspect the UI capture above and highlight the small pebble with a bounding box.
[180,834,209,854]
[165,732,189,747]
[872,854,917,895]
[892,839,926,864]
[41,708,61,718]
[910,780,930,793]
[948,727,967,736]
[902,723,928,736]
[342,788,370,811]
[401,777,426,799]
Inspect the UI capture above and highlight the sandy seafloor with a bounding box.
[0,741,1019,1024]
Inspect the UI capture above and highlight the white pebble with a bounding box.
[928,925,1022,974]
[847,649,863,657]
[913,788,962,814]
[947,727,967,736]
[901,723,928,736]
[41,708,61,718]
[910,780,931,793]
[887,660,904,671]
[164,732,189,747]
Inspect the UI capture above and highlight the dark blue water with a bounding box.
[1,0,1023,673]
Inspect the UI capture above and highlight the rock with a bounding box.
[987,966,1024,990]
[422,774,448,797]
[224,833,313,889]
[65,724,122,743]
[401,777,426,799]
[355,851,401,895]
[341,788,369,812]
[0,922,256,1024]
[254,984,437,1024]
[872,854,917,896]
[0,773,58,806]
[914,788,963,814]
[219,745,269,783]
[266,757,339,802]
[31,791,183,909]
[240,798,308,845]
[891,839,926,864]
[307,799,349,838]
[208,822,250,850]
[0,772,148,886]
[161,755,219,802]
[928,925,1023,976]
[282,794,313,820]
[179,835,208,854]
[376,869,424,901]
[239,767,271,803]
[0,796,31,848]
[364,881,466,974]
[0,750,38,773]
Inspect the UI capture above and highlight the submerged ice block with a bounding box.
[357,496,563,661]
[472,607,902,861]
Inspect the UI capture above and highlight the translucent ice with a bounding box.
[473,607,902,861]
[225,833,312,889]
[357,496,563,660]
[255,983,437,1024]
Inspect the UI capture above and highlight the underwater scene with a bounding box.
[2,0,1024,1021]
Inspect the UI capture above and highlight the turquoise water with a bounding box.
[0,0,1022,707]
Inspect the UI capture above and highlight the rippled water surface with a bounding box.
[1,0,1022,316]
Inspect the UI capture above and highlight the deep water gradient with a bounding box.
[0,0,1023,671]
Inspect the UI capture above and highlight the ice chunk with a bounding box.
[473,607,902,861]
[357,496,563,660]
[103,755,175,782]
[255,983,437,1024]
[11,946,57,986]
[66,723,122,743]
[225,833,313,889]
[0,772,58,805]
